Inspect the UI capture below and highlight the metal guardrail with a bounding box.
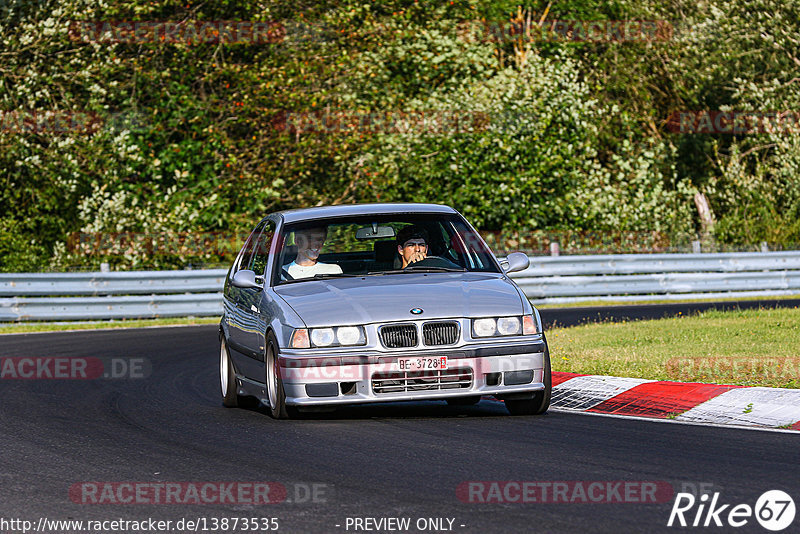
[0,270,228,296]
[0,294,223,321]
[2,252,800,321]
[0,270,227,321]
[512,251,800,276]
[511,251,800,304]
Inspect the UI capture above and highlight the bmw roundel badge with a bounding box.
[410,308,423,315]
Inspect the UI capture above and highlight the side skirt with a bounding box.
[236,374,268,405]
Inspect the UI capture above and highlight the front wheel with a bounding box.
[265,332,298,419]
[220,338,239,407]
[505,339,552,416]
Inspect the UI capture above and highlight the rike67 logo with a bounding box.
[668,490,796,531]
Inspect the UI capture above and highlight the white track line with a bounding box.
[676,387,800,428]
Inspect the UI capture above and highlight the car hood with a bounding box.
[274,272,525,327]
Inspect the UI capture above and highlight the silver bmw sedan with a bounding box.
[219,203,550,418]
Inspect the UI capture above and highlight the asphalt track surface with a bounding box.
[2,321,799,533]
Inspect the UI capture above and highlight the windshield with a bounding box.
[272,213,501,284]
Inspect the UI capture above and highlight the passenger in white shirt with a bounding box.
[284,226,343,279]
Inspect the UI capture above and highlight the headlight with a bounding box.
[497,316,521,336]
[336,326,362,345]
[472,318,497,337]
[292,326,367,348]
[310,328,335,347]
[472,316,538,338]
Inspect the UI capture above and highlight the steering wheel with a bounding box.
[405,255,461,269]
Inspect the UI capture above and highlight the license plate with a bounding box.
[397,356,448,372]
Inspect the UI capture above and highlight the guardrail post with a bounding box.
[761,242,769,253]
[549,242,560,256]
[692,241,702,253]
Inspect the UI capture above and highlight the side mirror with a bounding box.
[502,252,530,274]
[231,269,263,290]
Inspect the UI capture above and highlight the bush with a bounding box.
[2,0,798,270]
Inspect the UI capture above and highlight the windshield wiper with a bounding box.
[367,267,466,275]
[280,273,361,284]
[313,273,360,279]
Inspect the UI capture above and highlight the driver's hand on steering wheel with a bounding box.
[408,249,427,265]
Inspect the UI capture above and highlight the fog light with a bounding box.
[504,370,534,385]
[305,383,339,397]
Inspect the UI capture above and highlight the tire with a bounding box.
[446,396,481,406]
[220,337,239,408]
[265,332,298,419]
[505,338,552,416]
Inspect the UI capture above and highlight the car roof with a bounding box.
[277,203,458,224]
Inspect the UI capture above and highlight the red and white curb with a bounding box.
[550,372,800,431]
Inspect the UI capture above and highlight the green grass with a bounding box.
[0,317,219,335]
[548,307,800,389]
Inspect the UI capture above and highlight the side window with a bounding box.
[248,220,276,276]
[236,220,267,273]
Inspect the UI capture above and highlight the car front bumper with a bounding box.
[277,341,547,406]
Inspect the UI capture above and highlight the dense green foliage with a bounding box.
[1,0,799,270]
